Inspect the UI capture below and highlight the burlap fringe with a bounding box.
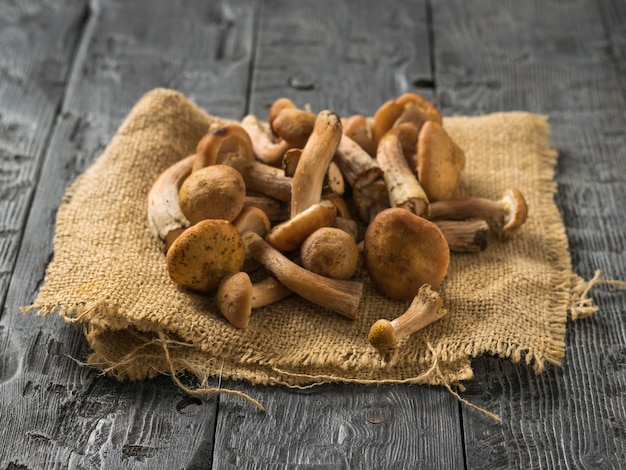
[569,270,626,320]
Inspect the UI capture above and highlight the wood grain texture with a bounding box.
[214,382,462,470]
[0,0,87,308]
[0,0,256,468]
[249,0,434,117]
[212,1,463,469]
[432,0,626,468]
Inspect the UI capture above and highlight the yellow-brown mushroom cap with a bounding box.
[166,219,245,293]
[364,208,450,300]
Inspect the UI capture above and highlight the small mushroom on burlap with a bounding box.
[429,188,528,240]
[368,284,447,354]
[364,208,450,300]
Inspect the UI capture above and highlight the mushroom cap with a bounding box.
[501,188,529,239]
[178,164,246,225]
[300,227,359,280]
[367,319,397,352]
[395,92,443,125]
[194,122,255,170]
[416,121,466,202]
[217,271,253,329]
[166,219,245,293]
[364,208,450,300]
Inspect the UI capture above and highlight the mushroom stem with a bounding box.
[368,284,447,353]
[428,188,528,240]
[241,114,292,166]
[242,231,362,319]
[376,123,430,218]
[334,134,382,189]
[244,195,290,223]
[147,154,194,252]
[290,110,343,217]
[251,276,292,309]
[434,219,490,253]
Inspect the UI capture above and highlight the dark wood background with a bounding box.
[1,0,625,468]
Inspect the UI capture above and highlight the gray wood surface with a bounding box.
[1,0,624,468]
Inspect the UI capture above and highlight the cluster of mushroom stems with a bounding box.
[147,93,528,354]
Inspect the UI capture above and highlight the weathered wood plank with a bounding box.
[212,1,463,469]
[0,0,256,468]
[432,0,626,467]
[0,0,87,308]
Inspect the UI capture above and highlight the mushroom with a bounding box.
[267,97,297,128]
[364,208,450,300]
[194,122,255,170]
[166,219,245,293]
[272,108,316,148]
[147,154,195,252]
[416,121,466,202]
[371,92,441,144]
[300,227,360,280]
[178,164,246,224]
[342,114,377,157]
[428,188,529,240]
[217,272,253,329]
[242,231,363,319]
[241,114,292,167]
[265,199,337,252]
[394,92,443,128]
[368,284,447,354]
[376,123,430,218]
[290,110,343,217]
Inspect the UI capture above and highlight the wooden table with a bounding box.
[1,1,625,468]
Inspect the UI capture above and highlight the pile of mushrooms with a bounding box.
[147,93,528,354]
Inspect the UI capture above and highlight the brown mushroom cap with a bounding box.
[364,208,450,300]
[217,272,253,329]
[416,121,466,202]
[166,219,245,293]
[501,188,529,239]
[178,164,246,225]
[300,227,359,280]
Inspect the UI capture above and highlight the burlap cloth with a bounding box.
[26,88,599,398]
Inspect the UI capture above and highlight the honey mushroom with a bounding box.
[368,284,447,354]
[429,188,529,240]
[300,227,360,280]
[194,122,255,170]
[166,219,245,293]
[364,207,450,300]
[178,164,246,225]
